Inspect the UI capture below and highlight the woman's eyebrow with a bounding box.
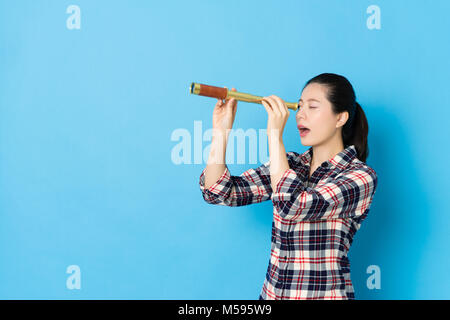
[298,98,321,103]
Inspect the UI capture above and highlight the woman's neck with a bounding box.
[310,139,344,169]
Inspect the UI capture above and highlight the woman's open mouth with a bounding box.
[298,127,310,137]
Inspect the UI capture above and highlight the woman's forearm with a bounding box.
[268,136,290,192]
[204,129,229,189]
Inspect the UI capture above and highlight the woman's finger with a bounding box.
[229,87,237,106]
[272,95,288,116]
[265,96,281,116]
[230,88,238,113]
[261,98,273,116]
[223,86,229,104]
[224,86,237,106]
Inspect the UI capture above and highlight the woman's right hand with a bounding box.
[212,87,238,132]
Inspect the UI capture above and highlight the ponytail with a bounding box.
[342,101,369,162]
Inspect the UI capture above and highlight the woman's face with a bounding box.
[295,83,345,146]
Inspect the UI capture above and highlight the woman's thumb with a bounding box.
[229,87,237,103]
[223,87,237,106]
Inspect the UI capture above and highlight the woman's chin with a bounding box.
[299,135,314,146]
[301,143,312,147]
[299,133,311,144]
[300,139,312,146]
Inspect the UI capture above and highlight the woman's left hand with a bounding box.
[261,95,290,141]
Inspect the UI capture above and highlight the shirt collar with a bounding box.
[299,144,357,169]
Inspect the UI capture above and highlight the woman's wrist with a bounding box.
[208,129,228,165]
[211,128,229,143]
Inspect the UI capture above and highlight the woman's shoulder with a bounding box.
[350,157,377,176]
[344,158,378,189]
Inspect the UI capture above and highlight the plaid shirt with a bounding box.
[199,144,378,300]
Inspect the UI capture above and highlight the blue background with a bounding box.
[0,0,449,299]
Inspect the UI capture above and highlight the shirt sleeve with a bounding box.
[199,152,298,207]
[271,165,378,222]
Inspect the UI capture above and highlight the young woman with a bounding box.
[199,73,378,300]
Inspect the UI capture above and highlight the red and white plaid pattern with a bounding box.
[199,144,378,300]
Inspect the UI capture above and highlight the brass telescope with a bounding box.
[189,82,299,111]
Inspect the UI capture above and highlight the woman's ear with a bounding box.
[336,111,350,128]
